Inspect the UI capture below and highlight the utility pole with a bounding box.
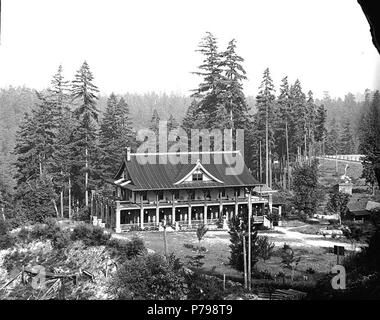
[68,177,72,219]
[259,141,262,183]
[265,104,269,186]
[60,168,64,219]
[248,189,252,291]
[85,147,88,207]
[285,121,290,189]
[242,233,247,289]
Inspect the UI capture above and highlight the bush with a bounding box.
[185,272,225,300]
[29,218,60,241]
[0,219,14,250]
[108,253,187,299]
[228,215,260,272]
[71,224,111,246]
[17,227,31,243]
[51,229,71,250]
[107,237,146,261]
[72,207,91,222]
[257,236,275,262]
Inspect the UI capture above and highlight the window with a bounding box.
[174,190,179,199]
[190,190,195,200]
[221,189,226,198]
[192,173,203,181]
[141,191,148,201]
[158,191,164,201]
[236,188,241,197]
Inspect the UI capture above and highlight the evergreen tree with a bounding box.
[325,118,341,155]
[149,109,160,134]
[116,97,135,150]
[219,39,249,129]
[167,114,179,132]
[70,61,100,205]
[292,159,321,217]
[340,119,355,154]
[98,94,124,181]
[314,104,327,154]
[274,76,292,187]
[191,32,225,128]
[252,68,276,185]
[289,79,307,156]
[359,90,380,189]
[182,100,201,134]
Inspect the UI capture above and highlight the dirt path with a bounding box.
[259,226,366,251]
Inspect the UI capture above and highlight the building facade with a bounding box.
[93,150,274,233]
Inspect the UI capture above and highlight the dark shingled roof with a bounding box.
[115,153,261,191]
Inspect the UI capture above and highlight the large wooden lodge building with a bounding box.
[92,149,276,233]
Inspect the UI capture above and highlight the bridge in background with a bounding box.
[317,154,364,163]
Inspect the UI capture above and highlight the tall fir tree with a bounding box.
[70,61,100,205]
[191,32,225,128]
[359,90,380,190]
[289,79,307,156]
[253,68,276,185]
[219,39,249,129]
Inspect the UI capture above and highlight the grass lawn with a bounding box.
[114,229,339,286]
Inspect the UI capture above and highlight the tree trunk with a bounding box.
[85,148,89,207]
[285,122,290,189]
[68,178,72,219]
[243,234,247,289]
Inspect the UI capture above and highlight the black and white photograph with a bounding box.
[0,0,380,307]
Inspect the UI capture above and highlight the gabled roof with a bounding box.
[114,152,261,191]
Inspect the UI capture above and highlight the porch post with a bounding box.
[156,192,160,226]
[171,192,176,225]
[234,188,239,217]
[188,192,192,227]
[115,201,121,233]
[203,190,207,225]
[140,193,144,229]
[219,189,223,219]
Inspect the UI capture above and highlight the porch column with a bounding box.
[234,189,239,217]
[140,194,144,229]
[155,192,160,226]
[268,194,273,214]
[204,203,207,225]
[187,198,191,227]
[219,189,223,219]
[172,192,176,224]
[115,201,121,233]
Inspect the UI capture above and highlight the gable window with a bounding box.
[192,173,203,181]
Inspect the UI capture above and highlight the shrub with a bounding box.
[71,224,111,246]
[29,219,60,241]
[257,236,275,262]
[185,273,225,300]
[196,223,208,242]
[228,215,260,272]
[51,229,71,250]
[107,237,146,261]
[108,253,187,299]
[0,219,14,250]
[17,227,31,243]
[72,207,91,222]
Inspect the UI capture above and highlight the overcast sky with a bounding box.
[0,0,379,99]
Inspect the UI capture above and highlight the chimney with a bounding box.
[126,146,131,161]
